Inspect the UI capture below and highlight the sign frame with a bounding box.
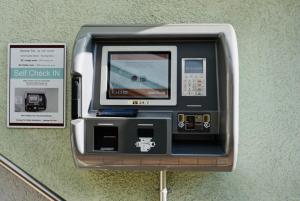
[7,43,66,128]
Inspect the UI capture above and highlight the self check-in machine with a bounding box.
[24,92,47,112]
[71,24,239,171]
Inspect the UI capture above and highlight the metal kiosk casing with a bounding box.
[71,24,239,171]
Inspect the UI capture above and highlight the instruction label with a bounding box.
[7,44,66,128]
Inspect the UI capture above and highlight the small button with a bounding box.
[203,114,210,122]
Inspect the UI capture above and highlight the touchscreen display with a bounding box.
[107,52,170,99]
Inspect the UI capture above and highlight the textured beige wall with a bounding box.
[0,0,299,200]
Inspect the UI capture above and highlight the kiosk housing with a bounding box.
[71,24,239,171]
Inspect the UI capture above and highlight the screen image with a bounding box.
[28,95,39,103]
[107,52,170,99]
[185,60,203,73]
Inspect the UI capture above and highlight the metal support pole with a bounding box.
[160,170,167,201]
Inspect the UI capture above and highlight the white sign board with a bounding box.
[7,44,66,128]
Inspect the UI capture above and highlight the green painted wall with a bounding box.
[0,0,299,200]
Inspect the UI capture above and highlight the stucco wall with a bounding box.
[0,0,299,200]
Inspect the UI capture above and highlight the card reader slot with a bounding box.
[72,76,81,119]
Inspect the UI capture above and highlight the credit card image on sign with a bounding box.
[108,52,170,99]
[182,58,206,96]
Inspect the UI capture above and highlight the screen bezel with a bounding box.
[100,46,177,106]
[107,51,171,100]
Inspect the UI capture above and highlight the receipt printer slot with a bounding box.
[137,128,154,138]
[94,126,118,151]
